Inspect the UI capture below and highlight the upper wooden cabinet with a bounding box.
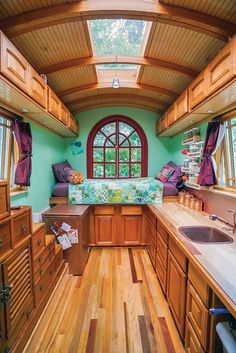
[175,90,188,119]
[167,104,176,126]
[188,70,207,110]
[69,113,79,134]
[207,37,236,96]
[29,67,47,109]
[156,113,168,135]
[60,103,69,126]
[0,32,29,93]
[48,88,61,120]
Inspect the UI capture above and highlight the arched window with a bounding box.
[87,115,148,179]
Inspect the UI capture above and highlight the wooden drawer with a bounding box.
[29,66,47,108]
[188,262,211,307]
[156,217,168,244]
[188,70,207,110]
[0,218,11,257]
[186,281,209,350]
[185,317,205,353]
[33,246,54,274]
[34,251,55,284]
[48,87,61,119]
[55,244,63,270]
[146,219,157,246]
[156,231,168,269]
[156,255,167,294]
[169,236,187,272]
[11,210,31,247]
[207,37,236,96]
[34,259,56,305]
[121,206,142,215]
[0,181,10,220]
[147,240,156,267]
[146,209,157,230]
[46,234,56,254]
[175,90,188,120]
[31,225,46,259]
[94,205,115,215]
[0,33,29,93]
[60,103,69,125]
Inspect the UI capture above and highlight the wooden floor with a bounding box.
[23,248,185,353]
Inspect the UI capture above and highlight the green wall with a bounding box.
[65,106,172,178]
[11,122,66,213]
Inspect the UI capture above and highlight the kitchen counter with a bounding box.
[148,202,236,317]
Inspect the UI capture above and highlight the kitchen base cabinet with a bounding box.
[95,215,116,246]
[121,215,142,246]
[185,317,205,353]
[167,250,187,339]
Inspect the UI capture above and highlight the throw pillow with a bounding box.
[64,168,84,184]
[52,160,71,182]
[157,164,174,183]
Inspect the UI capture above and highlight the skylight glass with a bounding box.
[90,19,147,69]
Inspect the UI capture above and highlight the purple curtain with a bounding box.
[12,120,32,186]
[198,121,220,186]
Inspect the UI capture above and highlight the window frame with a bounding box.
[87,115,148,179]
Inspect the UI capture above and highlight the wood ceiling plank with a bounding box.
[58,82,179,99]
[0,1,235,41]
[40,55,198,78]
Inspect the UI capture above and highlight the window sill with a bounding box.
[10,189,28,197]
[206,187,236,200]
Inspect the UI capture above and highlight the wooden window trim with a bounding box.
[87,115,148,179]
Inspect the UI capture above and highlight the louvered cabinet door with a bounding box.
[3,240,34,347]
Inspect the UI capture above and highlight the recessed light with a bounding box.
[190,120,195,123]
[207,109,214,113]
[178,128,182,131]
[22,108,29,113]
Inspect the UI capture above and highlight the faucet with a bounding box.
[209,210,236,234]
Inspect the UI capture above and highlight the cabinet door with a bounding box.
[29,67,47,108]
[175,90,188,120]
[95,215,116,246]
[48,88,61,119]
[3,240,34,347]
[167,105,176,126]
[121,215,142,246]
[188,71,207,109]
[207,37,236,96]
[60,104,69,125]
[185,317,205,353]
[0,33,29,93]
[167,250,187,338]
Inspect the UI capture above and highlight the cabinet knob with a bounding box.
[21,224,26,233]
[39,284,43,291]
[38,257,43,264]
[0,239,3,247]
[37,239,42,246]
[39,268,43,276]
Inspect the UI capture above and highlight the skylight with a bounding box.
[89,19,148,69]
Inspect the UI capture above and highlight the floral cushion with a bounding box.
[157,164,175,183]
[64,168,84,184]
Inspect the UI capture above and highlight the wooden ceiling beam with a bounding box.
[41,55,198,78]
[72,102,160,114]
[67,93,169,109]
[59,82,178,98]
[0,1,235,41]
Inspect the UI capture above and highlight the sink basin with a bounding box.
[178,226,233,244]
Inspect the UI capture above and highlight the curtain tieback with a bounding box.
[21,153,33,157]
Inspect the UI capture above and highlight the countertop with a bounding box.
[149,202,236,316]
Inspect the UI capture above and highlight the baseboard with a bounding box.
[33,206,50,223]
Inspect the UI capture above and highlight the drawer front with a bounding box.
[0,184,9,220]
[34,259,56,305]
[157,232,168,269]
[1,34,29,93]
[29,67,47,108]
[146,209,157,229]
[12,212,31,247]
[46,234,56,254]
[34,252,55,284]
[121,206,142,215]
[146,219,157,246]
[94,205,115,215]
[0,220,11,256]
[156,218,168,244]
[31,226,45,259]
[185,318,205,353]
[156,255,167,294]
[188,262,210,307]
[169,236,187,272]
[55,245,63,270]
[33,246,54,273]
[147,240,156,267]
[187,282,209,350]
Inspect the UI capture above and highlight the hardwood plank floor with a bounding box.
[23,248,185,353]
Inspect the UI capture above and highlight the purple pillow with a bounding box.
[52,160,71,182]
[167,161,184,185]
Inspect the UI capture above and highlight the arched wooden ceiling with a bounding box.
[0,0,235,115]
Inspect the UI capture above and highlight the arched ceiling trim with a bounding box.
[58,82,179,98]
[67,93,169,109]
[41,55,198,78]
[72,102,160,114]
[0,1,235,41]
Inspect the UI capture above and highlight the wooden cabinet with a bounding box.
[175,90,188,120]
[60,103,69,125]
[167,105,176,126]
[31,224,46,258]
[188,70,207,110]
[95,215,116,246]
[29,67,47,109]
[0,32,29,93]
[156,113,168,135]
[121,206,142,246]
[167,250,187,338]
[48,88,61,119]
[185,317,205,353]
[207,37,236,96]
[0,219,11,258]
[0,181,10,221]
[11,207,32,248]
[68,113,79,134]
[3,240,34,348]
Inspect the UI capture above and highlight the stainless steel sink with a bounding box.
[178,226,233,244]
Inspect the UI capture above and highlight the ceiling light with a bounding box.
[112,76,120,89]
[207,109,214,113]
[22,108,29,113]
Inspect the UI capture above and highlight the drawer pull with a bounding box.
[39,268,43,276]
[37,239,42,246]
[25,309,32,319]
[21,224,27,233]
[0,239,3,247]
[39,284,44,291]
[38,257,43,264]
